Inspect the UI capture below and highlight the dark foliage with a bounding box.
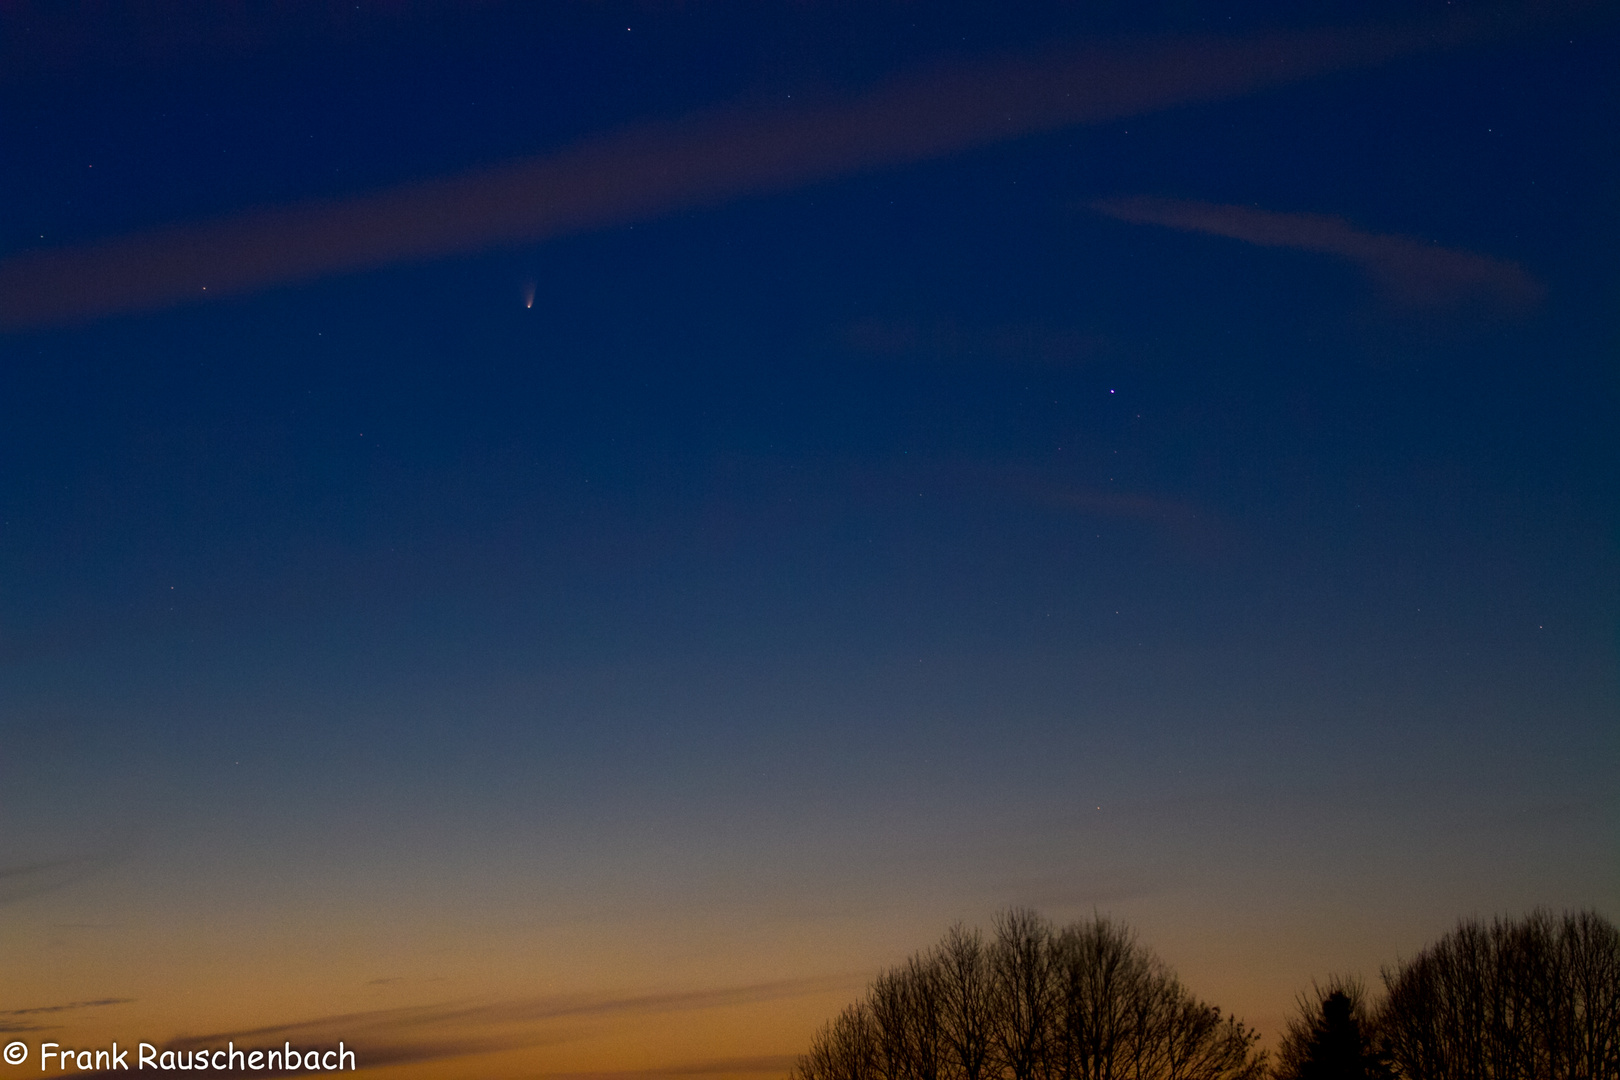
[1273,977,1391,1080]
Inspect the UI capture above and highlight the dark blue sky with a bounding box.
[1,0,1615,1066]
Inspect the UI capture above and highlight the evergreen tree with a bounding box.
[1274,978,1389,1080]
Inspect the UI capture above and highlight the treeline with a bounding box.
[1279,909,1620,1080]
[792,909,1265,1080]
[791,907,1620,1080]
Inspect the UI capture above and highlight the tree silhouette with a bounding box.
[791,910,1265,1080]
[1377,908,1620,1080]
[1273,977,1390,1080]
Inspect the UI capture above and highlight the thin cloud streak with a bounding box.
[0,13,1519,329]
[0,996,133,1035]
[166,975,850,1045]
[0,997,135,1017]
[1093,195,1543,309]
[67,1053,803,1080]
[146,976,856,1072]
[846,318,1107,366]
[544,1056,803,1080]
[988,471,1224,551]
[1040,488,1207,533]
[0,857,108,906]
[995,864,1177,912]
[59,978,854,1078]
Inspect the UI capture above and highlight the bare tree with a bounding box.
[939,924,996,1080]
[1157,992,1266,1080]
[1378,908,1620,1080]
[872,956,949,1080]
[791,910,1265,1080]
[795,1003,881,1080]
[1050,915,1155,1080]
[991,908,1058,1080]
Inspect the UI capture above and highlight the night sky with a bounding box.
[2,2,1616,1076]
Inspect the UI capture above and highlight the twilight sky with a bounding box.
[1,2,1616,1076]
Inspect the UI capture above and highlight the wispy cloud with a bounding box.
[846,318,1107,366]
[997,873,1174,912]
[0,10,1532,329]
[987,472,1224,552]
[1093,195,1542,310]
[0,857,108,906]
[1035,487,1208,534]
[0,997,135,1017]
[0,997,134,1034]
[169,975,847,1044]
[69,1050,802,1080]
[145,976,854,1072]
[544,1056,803,1080]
